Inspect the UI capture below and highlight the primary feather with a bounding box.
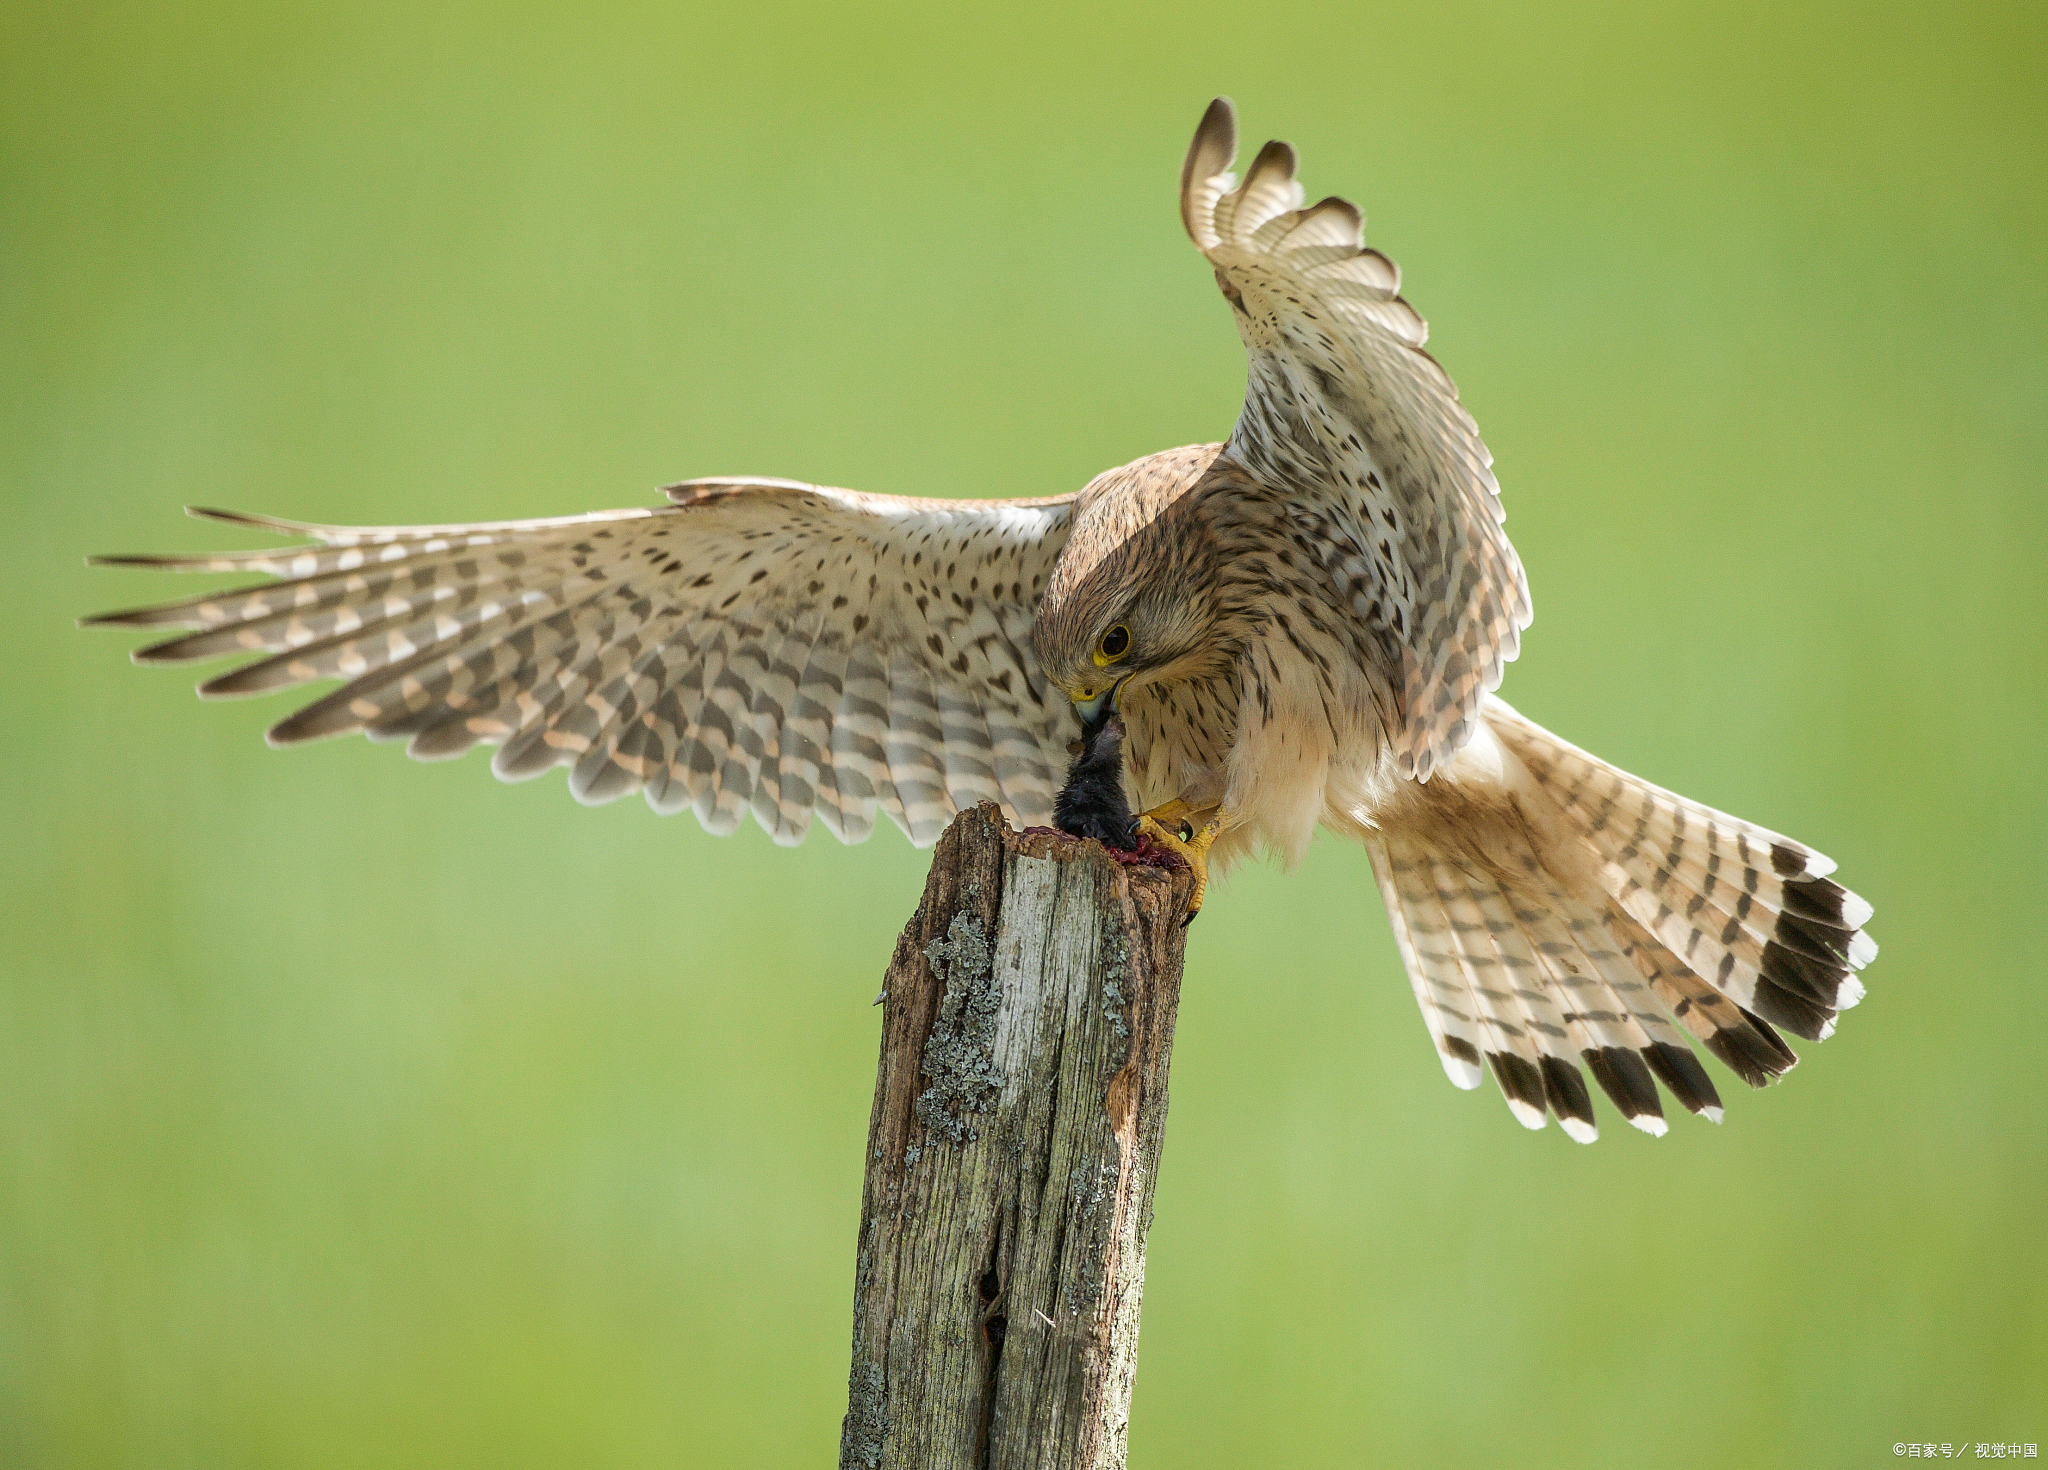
[88,488,1077,847]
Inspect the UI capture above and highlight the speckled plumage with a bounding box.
[88,99,1874,1142]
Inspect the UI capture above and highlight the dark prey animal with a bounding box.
[1053,708,1141,850]
[1050,710,1196,917]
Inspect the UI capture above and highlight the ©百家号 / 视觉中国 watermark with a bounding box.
[1892,1448,2038,1460]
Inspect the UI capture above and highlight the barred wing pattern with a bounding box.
[87,480,1077,846]
[1181,98,1531,782]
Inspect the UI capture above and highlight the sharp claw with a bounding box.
[1137,804,1221,923]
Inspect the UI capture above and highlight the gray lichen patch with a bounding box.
[840,1361,888,1469]
[915,911,1003,1144]
[1063,1155,1121,1316]
[1098,926,1132,1046]
[926,908,991,983]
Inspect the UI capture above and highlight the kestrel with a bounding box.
[87,99,1875,1142]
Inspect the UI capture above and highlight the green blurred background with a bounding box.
[4,1,2042,1464]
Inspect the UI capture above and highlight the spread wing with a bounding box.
[85,480,1077,846]
[1181,97,1531,781]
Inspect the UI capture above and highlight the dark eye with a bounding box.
[1099,624,1130,659]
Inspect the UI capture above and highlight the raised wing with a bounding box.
[1181,97,1531,781]
[85,480,1077,846]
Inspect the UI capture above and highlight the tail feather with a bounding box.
[1638,1037,1724,1123]
[1460,791,1680,1137]
[1416,848,1554,1134]
[1608,906,1798,1089]
[1491,701,1875,1043]
[1366,836,1494,1096]
[1448,862,1603,1141]
[1364,695,1872,1140]
[1461,766,1687,1138]
[1505,866,1671,1136]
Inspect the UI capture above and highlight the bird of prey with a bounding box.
[86,98,1874,1143]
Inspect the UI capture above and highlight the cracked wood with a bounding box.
[841,803,1194,1470]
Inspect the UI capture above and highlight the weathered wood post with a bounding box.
[840,803,1196,1470]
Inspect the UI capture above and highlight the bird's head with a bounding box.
[1032,447,1230,726]
[1033,581,1217,725]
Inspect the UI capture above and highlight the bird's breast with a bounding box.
[1120,627,1398,869]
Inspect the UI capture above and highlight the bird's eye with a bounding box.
[1095,624,1130,664]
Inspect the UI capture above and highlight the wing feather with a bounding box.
[1180,98,1531,783]
[87,481,1077,845]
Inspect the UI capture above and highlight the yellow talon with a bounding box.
[1136,799,1222,924]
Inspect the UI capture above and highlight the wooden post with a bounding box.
[840,803,1195,1470]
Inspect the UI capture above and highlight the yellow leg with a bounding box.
[1136,799,1224,924]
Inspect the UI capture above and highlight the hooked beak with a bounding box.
[1071,675,1128,729]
